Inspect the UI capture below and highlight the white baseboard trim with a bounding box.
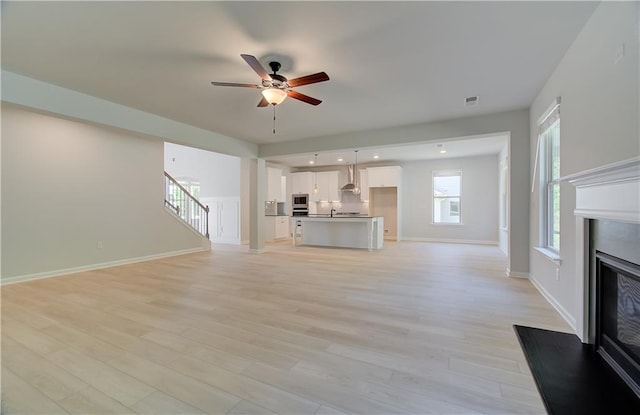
[506,268,530,278]
[248,248,266,254]
[529,275,577,330]
[1,246,210,286]
[402,237,498,245]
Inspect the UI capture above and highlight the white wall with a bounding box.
[164,142,240,198]
[498,145,509,255]
[1,104,207,281]
[240,158,251,244]
[529,2,640,328]
[2,71,258,159]
[401,155,499,244]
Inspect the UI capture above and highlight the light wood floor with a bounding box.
[1,241,570,414]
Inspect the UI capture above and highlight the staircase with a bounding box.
[164,171,210,239]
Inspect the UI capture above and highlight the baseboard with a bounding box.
[248,248,266,254]
[506,268,530,278]
[529,275,577,330]
[1,246,210,285]
[402,237,498,245]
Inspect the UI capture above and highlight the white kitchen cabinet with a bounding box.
[280,176,287,202]
[359,169,369,201]
[265,215,289,241]
[267,167,282,201]
[367,166,401,187]
[264,216,276,241]
[290,172,314,195]
[294,216,383,250]
[275,216,289,239]
[326,171,340,202]
[313,171,327,202]
[313,171,340,202]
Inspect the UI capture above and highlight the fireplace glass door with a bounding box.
[596,251,640,397]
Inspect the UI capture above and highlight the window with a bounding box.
[433,171,461,224]
[450,200,460,216]
[538,99,560,252]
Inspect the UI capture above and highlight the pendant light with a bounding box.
[313,153,319,194]
[353,150,361,195]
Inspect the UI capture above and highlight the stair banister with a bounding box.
[164,171,209,239]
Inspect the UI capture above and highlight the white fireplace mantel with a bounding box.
[561,156,640,342]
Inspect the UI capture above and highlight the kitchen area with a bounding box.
[265,162,401,251]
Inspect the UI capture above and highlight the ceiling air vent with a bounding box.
[464,96,479,107]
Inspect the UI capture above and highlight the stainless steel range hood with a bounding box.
[341,165,357,192]
[341,150,361,194]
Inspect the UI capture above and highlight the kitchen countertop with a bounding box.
[296,216,381,222]
[265,214,289,217]
[304,214,374,218]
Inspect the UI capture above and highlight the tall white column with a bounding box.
[249,158,266,253]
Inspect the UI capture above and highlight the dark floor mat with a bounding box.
[514,325,640,414]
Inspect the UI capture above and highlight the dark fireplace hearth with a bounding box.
[596,251,640,397]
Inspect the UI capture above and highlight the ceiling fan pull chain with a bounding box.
[273,105,276,134]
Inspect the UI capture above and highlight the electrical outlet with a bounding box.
[555,268,560,281]
[97,240,104,249]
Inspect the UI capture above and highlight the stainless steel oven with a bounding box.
[292,194,309,216]
[292,194,309,209]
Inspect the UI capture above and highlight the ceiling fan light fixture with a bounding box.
[261,88,287,105]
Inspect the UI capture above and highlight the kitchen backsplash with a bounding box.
[316,198,369,215]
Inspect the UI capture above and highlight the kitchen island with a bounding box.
[292,216,384,251]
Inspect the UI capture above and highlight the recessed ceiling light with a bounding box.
[439,150,447,154]
[309,160,315,164]
[337,158,344,162]
[373,155,380,159]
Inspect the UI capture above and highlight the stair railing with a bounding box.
[164,172,209,239]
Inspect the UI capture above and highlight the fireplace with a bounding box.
[563,157,640,398]
[594,246,640,397]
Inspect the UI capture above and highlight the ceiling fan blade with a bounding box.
[287,72,330,87]
[287,90,322,106]
[241,54,272,81]
[257,97,269,107]
[211,81,261,88]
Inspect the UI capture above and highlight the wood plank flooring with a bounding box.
[1,241,571,414]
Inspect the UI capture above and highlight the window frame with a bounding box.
[432,170,463,225]
[538,104,561,255]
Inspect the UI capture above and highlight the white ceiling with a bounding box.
[2,1,597,151]
[268,134,509,168]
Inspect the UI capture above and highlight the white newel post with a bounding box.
[561,157,640,343]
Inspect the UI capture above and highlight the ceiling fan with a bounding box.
[211,54,330,107]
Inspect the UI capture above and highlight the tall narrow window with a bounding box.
[538,99,561,252]
[433,171,461,224]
